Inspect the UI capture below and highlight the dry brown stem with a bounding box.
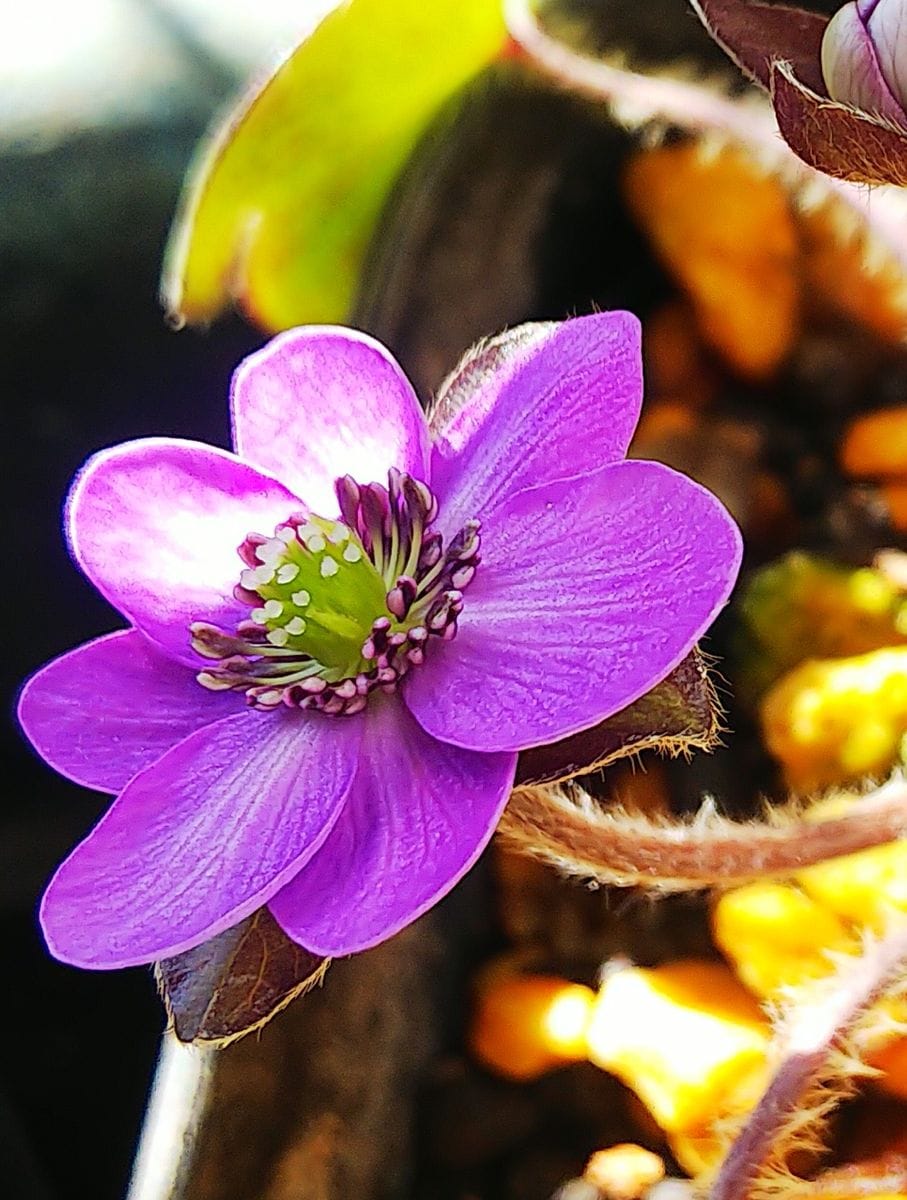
[500,777,907,891]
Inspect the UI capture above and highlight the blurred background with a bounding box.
[1,4,333,1195]
[5,1,884,1198]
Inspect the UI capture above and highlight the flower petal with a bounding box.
[430,313,643,538]
[268,700,516,957]
[230,326,432,512]
[405,459,742,752]
[40,709,361,968]
[821,2,907,122]
[865,0,907,113]
[67,438,302,663]
[17,629,239,793]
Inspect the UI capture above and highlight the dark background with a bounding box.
[0,86,264,1200]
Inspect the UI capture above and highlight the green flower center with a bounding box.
[243,515,389,678]
[190,471,480,716]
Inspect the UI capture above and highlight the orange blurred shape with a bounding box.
[585,960,769,1138]
[644,301,715,405]
[584,1144,666,1200]
[624,144,799,381]
[870,1037,907,1103]
[632,401,697,448]
[843,410,907,480]
[469,966,595,1081]
[882,482,907,534]
[799,202,907,345]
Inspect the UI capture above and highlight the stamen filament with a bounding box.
[193,470,480,714]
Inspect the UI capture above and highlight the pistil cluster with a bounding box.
[191,470,481,715]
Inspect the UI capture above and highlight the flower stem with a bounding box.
[503,0,781,145]
[126,1035,215,1200]
[501,777,907,890]
[708,923,907,1200]
[502,0,907,275]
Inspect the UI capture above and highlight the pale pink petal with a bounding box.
[231,326,432,513]
[269,700,516,957]
[405,460,742,752]
[430,313,643,538]
[66,438,301,664]
[866,0,907,112]
[40,709,361,968]
[822,3,907,121]
[18,629,238,793]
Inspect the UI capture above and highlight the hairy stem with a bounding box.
[707,924,907,1200]
[503,0,907,273]
[504,0,787,145]
[500,777,907,890]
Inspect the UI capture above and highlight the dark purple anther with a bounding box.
[237,532,269,567]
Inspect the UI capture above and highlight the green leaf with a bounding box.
[156,908,327,1045]
[516,649,721,785]
[162,0,506,332]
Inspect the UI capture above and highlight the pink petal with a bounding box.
[18,629,239,793]
[430,313,643,538]
[405,459,742,753]
[268,700,516,957]
[40,709,361,968]
[865,0,907,112]
[231,326,432,513]
[821,3,907,122]
[66,438,302,664]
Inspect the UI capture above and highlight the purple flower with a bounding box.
[18,315,741,969]
[822,0,907,123]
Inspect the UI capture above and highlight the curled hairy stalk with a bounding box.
[503,0,787,148]
[503,0,907,276]
[703,922,907,1200]
[500,776,907,891]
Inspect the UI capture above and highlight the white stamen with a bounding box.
[253,564,275,586]
[320,557,339,578]
[256,538,285,563]
[266,627,289,647]
[277,527,297,544]
[298,522,325,547]
[240,569,259,590]
[291,589,311,608]
[342,543,362,563]
[276,562,300,584]
[326,522,350,544]
[197,671,234,691]
[285,616,306,635]
[251,608,269,625]
[306,534,326,553]
[263,599,284,619]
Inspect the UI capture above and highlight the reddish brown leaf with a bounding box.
[771,61,907,187]
[689,0,828,93]
[516,649,719,785]
[156,907,327,1044]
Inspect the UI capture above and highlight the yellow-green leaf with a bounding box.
[162,0,506,332]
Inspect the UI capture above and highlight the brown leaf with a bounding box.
[689,0,828,93]
[771,61,907,187]
[156,907,327,1045]
[516,648,720,785]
